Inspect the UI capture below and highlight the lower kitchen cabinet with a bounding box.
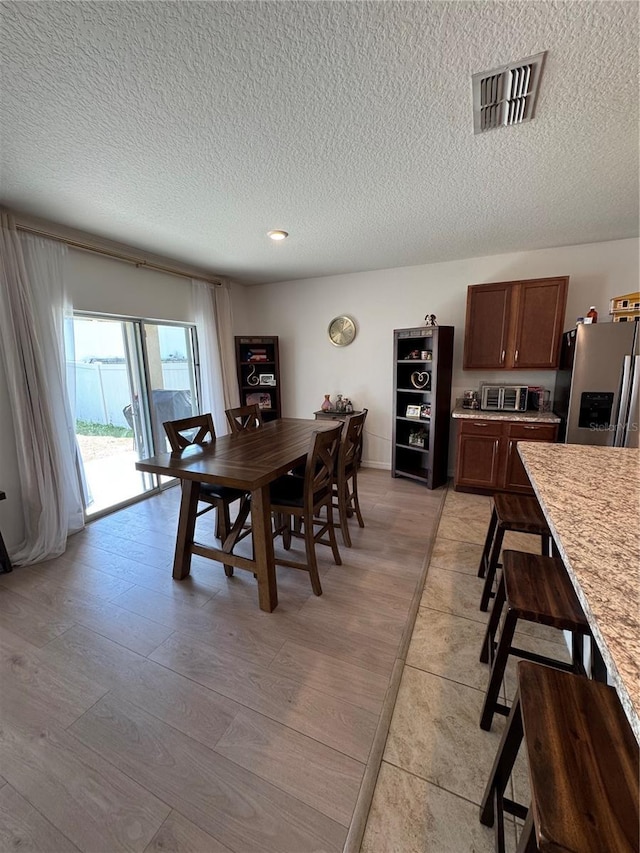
[454,418,558,494]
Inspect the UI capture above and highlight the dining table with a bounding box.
[135,417,338,612]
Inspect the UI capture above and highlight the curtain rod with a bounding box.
[15,223,223,287]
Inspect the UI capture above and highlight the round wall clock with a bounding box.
[328,315,357,347]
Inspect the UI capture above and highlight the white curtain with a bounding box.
[192,280,239,436]
[0,214,84,564]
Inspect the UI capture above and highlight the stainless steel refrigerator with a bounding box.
[554,321,639,447]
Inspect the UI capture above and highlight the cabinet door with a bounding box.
[503,424,558,492]
[512,278,568,369]
[455,422,504,489]
[463,283,511,369]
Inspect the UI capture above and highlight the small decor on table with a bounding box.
[321,394,333,411]
[335,394,346,413]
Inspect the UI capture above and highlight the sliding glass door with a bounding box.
[70,314,199,517]
[142,322,199,455]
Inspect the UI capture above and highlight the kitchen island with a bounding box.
[518,441,640,742]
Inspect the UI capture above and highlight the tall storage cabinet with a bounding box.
[234,336,281,422]
[393,326,454,489]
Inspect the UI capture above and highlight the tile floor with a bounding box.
[360,487,570,853]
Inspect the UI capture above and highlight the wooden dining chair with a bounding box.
[269,423,343,595]
[163,413,251,577]
[225,403,264,434]
[333,409,367,547]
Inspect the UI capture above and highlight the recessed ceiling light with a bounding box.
[267,230,289,241]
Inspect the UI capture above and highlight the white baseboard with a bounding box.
[361,460,391,471]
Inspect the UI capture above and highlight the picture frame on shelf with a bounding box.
[405,404,421,418]
[420,404,431,419]
[258,374,276,386]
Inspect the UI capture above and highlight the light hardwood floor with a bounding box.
[0,468,446,852]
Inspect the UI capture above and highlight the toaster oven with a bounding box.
[480,385,528,412]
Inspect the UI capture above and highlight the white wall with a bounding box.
[233,237,639,471]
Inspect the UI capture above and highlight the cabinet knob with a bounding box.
[523,425,540,430]
[501,350,505,363]
[514,349,519,363]
[473,422,488,427]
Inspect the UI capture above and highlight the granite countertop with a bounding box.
[451,405,560,424]
[518,442,640,743]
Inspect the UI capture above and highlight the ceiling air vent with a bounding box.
[472,52,546,134]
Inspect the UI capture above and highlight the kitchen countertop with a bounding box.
[518,441,640,743]
[451,405,560,424]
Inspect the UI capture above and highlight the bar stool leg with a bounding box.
[478,506,498,578]
[480,606,518,731]
[480,526,505,612]
[480,692,524,841]
[571,632,585,676]
[591,639,608,683]
[480,572,507,664]
[0,530,11,574]
[515,810,538,853]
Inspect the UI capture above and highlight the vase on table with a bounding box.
[321,394,333,412]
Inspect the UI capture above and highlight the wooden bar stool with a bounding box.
[479,550,589,731]
[480,661,639,853]
[478,493,551,612]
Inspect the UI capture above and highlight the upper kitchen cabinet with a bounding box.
[463,282,512,369]
[463,277,569,370]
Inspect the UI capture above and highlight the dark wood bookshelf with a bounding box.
[392,326,454,489]
[234,336,281,421]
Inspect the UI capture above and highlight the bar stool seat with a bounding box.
[478,493,551,612]
[480,661,639,853]
[479,550,590,731]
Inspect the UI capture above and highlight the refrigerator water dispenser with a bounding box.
[577,392,614,429]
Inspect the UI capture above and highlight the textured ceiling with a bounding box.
[1,1,638,284]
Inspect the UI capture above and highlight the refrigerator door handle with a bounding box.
[623,355,639,447]
[614,355,633,447]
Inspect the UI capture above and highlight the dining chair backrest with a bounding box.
[355,407,368,464]
[163,413,215,451]
[303,423,343,512]
[225,404,264,434]
[338,409,367,475]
